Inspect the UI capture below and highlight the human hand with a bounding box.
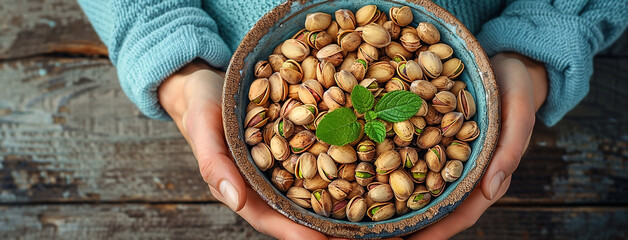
[407,53,549,239]
[158,60,329,240]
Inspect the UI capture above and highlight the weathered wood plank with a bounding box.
[0,0,107,60]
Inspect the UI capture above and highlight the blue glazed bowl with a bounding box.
[223,0,500,238]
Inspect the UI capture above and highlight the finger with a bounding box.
[237,188,328,240]
[408,176,512,240]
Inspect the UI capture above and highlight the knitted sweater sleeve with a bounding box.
[476,0,628,126]
[77,0,232,120]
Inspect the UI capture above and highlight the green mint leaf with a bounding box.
[364,120,386,143]
[365,111,377,121]
[315,107,361,146]
[351,85,375,114]
[374,90,423,123]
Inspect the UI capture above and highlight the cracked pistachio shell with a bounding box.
[456,121,479,142]
[450,80,467,96]
[245,127,262,146]
[305,12,332,32]
[270,135,290,161]
[316,44,344,66]
[357,23,391,48]
[271,168,294,192]
[273,117,294,138]
[383,21,401,40]
[418,51,443,79]
[307,31,333,50]
[398,60,423,82]
[393,120,414,142]
[273,42,283,54]
[268,54,287,72]
[385,77,409,92]
[262,124,275,145]
[246,100,269,112]
[374,150,401,175]
[432,91,457,113]
[251,143,273,171]
[410,159,428,183]
[430,76,454,92]
[400,30,422,52]
[347,182,365,200]
[400,147,419,169]
[308,141,330,156]
[255,60,272,78]
[281,39,310,62]
[367,202,395,221]
[335,9,356,30]
[417,22,441,44]
[268,103,280,123]
[301,56,319,81]
[334,70,358,92]
[296,152,318,180]
[339,52,357,72]
[424,103,443,125]
[367,182,394,202]
[426,171,445,196]
[375,137,395,156]
[389,6,413,26]
[428,43,454,60]
[415,101,429,117]
[355,162,376,186]
[287,104,317,126]
[384,41,412,60]
[410,80,437,100]
[328,179,352,200]
[457,90,476,120]
[245,106,268,128]
[366,61,396,83]
[326,21,339,37]
[331,199,348,219]
[357,43,379,63]
[288,84,300,100]
[357,140,377,162]
[355,5,380,26]
[349,59,368,81]
[322,87,346,111]
[360,78,382,97]
[389,169,414,201]
[409,116,427,135]
[441,112,464,138]
[279,98,302,117]
[442,160,463,182]
[280,60,303,85]
[311,189,333,217]
[442,58,465,79]
[426,145,446,172]
[337,163,357,182]
[292,28,310,44]
[328,144,358,164]
[446,140,471,161]
[268,73,288,103]
[282,154,299,175]
[346,196,367,222]
[407,185,431,210]
[416,126,442,149]
[317,153,338,182]
[316,60,336,88]
[337,30,362,53]
[289,130,317,153]
[249,78,270,105]
[303,175,330,191]
[287,187,312,208]
[298,80,324,105]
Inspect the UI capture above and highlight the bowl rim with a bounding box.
[222,0,500,238]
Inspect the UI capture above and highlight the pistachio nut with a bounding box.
[339,51,357,72]
[357,23,391,48]
[425,145,446,172]
[281,39,310,62]
[393,135,412,147]
[273,117,294,139]
[328,144,358,164]
[442,160,463,182]
[366,61,396,83]
[347,182,365,200]
[287,187,312,208]
[295,152,318,180]
[374,150,401,174]
[456,121,479,141]
[440,136,455,147]
[282,154,299,175]
[384,77,409,92]
[389,169,414,201]
[337,163,357,182]
[271,168,294,192]
[357,43,379,63]
[251,143,273,171]
[446,140,471,161]
[409,159,428,183]
[399,30,422,52]
[268,103,281,123]
[289,130,317,153]
[355,5,380,26]
[397,60,423,82]
[267,73,287,103]
[287,103,317,126]
[383,21,401,40]
[357,140,377,162]
[335,9,357,30]
[311,189,333,217]
[414,101,429,117]
[245,106,268,128]
[410,80,437,100]
[270,135,291,161]
[367,182,394,202]
[441,58,465,79]
[292,28,310,44]
[399,147,419,169]
[407,185,431,210]
[268,53,287,72]
[249,78,270,105]
[457,90,476,120]
[367,202,395,221]
[441,112,464,138]
[334,70,359,92]
[360,78,383,97]
[393,120,414,142]
[337,30,362,53]
[418,51,443,79]
[288,84,300,100]
[384,41,412,60]
[417,22,440,44]
[317,153,338,182]
[424,103,443,125]
[245,127,262,146]
[326,21,339,37]
[428,43,453,60]
[375,137,395,156]
[273,42,283,54]
[432,91,457,113]
[255,60,272,78]
[246,100,269,112]
[321,87,345,111]
[280,60,304,84]
[298,79,324,104]
[293,178,304,188]
[426,171,445,196]
[307,31,333,50]
[416,126,442,149]
[316,60,336,88]
[301,56,319,80]
[409,116,427,135]
[389,6,413,26]
[308,140,329,156]
[316,44,344,66]
[262,123,275,145]
[305,12,332,32]
[331,199,348,219]
[395,198,410,215]
[346,196,367,222]
[355,162,376,186]
[450,80,467,96]
[430,76,454,92]
[349,59,369,81]
[303,174,330,191]
[279,98,302,117]
[328,179,352,200]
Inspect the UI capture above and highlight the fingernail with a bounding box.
[489,171,505,200]
[219,180,239,211]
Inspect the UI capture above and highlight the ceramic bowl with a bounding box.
[223,0,500,238]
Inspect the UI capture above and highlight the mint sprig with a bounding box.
[350,85,374,114]
[364,121,386,143]
[374,91,423,123]
[315,107,361,146]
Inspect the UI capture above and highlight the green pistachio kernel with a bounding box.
[393,56,403,63]
[413,193,424,202]
[368,82,378,89]
[377,170,387,174]
[415,128,423,134]
[431,189,441,195]
[355,171,373,179]
[292,147,304,152]
[370,206,381,215]
[405,158,413,168]
[356,59,368,69]
[278,121,284,136]
[306,105,317,114]
[412,172,426,179]
[314,191,321,201]
[432,148,439,159]
[358,145,369,152]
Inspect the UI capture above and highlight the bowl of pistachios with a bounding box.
[222,0,500,238]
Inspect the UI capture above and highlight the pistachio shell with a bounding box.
[306,30,333,50]
[424,103,443,125]
[334,70,358,92]
[428,43,454,60]
[409,159,428,183]
[268,73,288,103]
[287,104,317,126]
[311,189,332,217]
[367,182,394,202]
[389,6,413,26]
[416,126,442,149]
[322,86,346,111]
[409,116,427,135]
[287,187,312,208]
[366,61,396,83]
[357,23,391,48]
[400,147,419,169]
[271,168,294,192]
[399,30,422,52]
[383,21,401,40]
[375,137,395,156]
[441,112,464,138]
[367,202,395,221]
[292,28,310,44]
[273,117,294,138]
[337,163,357,182]
[430,76,454,92]
[346,182,365,200]
[245,106,268,128]
[450,80,467,96]
[249,78,270,105]
[426,171,445,196]
[457,90,476,120]
[346,196,367,222]
[305,12,332,32]
[328,145,358,164]
[331,199,348,219]
[268,54,287,72]
[255,61,272,78]
[316,60,336,88]
[295,152,318,180]
[317,153,338,182]
[245,127,263,146]
[397,60,423,82]
[410,80,437,100]
[456,121,479,141]
[279,98,302,117]
[389,169,414,201]
[446,140,471,161]
[393,120,414,142]
[425,145,446,172]
[335,9,356,30]
[355,162,376,186]
[442,58,465,79]
[289,130,317,153]
[316,44,344,66]
[339,52,357,72]
[357,43,379,63]
[270,135,290,161]
[281,39,310,62]
[337,30,362,53]
[407,185,431,210]
[395,198,410,215]
[418,51,443,79]
[417,22,440,44]
[442,160,463,182]
[303,174,330,191]
[384,77,409,92]
[328,179,352,200]
[355,5,380,26]
[357,140,377,162]
[349,59,368,81]
[282,154,299,175]
[307,140,329,156]
[251,143,273,171]
[432,91,457,113]
[298,80,324,105]
[374,150,401,174]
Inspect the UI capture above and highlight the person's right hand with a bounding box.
[158,60,329,240]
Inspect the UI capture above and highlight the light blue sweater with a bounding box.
[78,0,628,126]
